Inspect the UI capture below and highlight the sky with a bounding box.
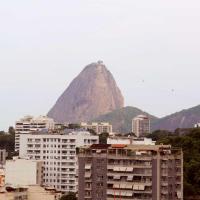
[0,0,200,131]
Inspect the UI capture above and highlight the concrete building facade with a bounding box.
[78,144,183,200]
[28,185,62,200]
[132,115,150,137]
[0,149,7,166]
[19,130,99,193]
[107,136,156,145]
[15,115,55,152]
[81,122,113,135]
[5,158,43,186]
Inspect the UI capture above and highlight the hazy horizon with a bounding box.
[1,0,200,131]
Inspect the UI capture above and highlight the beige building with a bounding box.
[78,144,183,200]
[5,158,43,186]
[19,130,99,192]
[81,122,112,134]
[132,115,150,137]
[28,185,62,200]
[0,186,28,200]
[107,136,156,145]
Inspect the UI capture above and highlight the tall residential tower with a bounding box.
[132,115,150,137]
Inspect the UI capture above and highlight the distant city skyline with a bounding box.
[1,0,200,131]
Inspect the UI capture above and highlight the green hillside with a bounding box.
[92,106,158,133]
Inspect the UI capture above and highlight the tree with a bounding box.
[60,192,77,200]
[87,128,96,135]
[148,128,200,199]
[68,124,81,129]
[99,132,109,144]
[8,126,15,135]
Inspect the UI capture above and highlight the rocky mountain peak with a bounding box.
[48,61,124,123]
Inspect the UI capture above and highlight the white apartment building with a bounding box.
[19,130,99,193]
[81,122,112,135]
[5,157,43,186]
[132,115,150,137]
[194,123,200,128]
[15,115,55,152]
[107,136,156,145]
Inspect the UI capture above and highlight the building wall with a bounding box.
[78,145,183,200]
[5,158,43,186]
[15,115,55,152]
[0,169,5,187]
[132,115,150,137]
[19,131,99,192]
[28,185,62,200]
[0,187,28,200]
[81,122,112,135]
[107,137,155,145]
[0,149,7,165]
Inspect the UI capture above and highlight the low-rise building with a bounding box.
[28,185,62,200]
[81,122,112,135]
[19,130,99,193]
[15,115,55,152]
[0,186,28,200]
[78,144,183,200]
[5,158,43,186]
[107,136,156,145]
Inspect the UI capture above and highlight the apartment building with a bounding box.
[107,136,156,145]
[81,122,113,135]
[19,130,99,193]
[15,115,55,152]
[5,158,43,186]
[132,115,150,137]
[194,123,200,128]
[78,144,183,200]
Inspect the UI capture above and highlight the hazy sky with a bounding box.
[1,0,200,131]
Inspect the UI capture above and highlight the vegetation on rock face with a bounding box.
[148,128,200,199]
[93,104,200,132]
[93,106,158,133]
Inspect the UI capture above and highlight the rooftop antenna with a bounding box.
[97,60,103,65]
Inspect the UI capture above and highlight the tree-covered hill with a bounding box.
[93,106,158,133]
[148,128,200,200]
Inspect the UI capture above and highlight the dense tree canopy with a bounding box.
[0,127,16,159]
[99,132,109,144]
[60,192,77,200]
[148,128,200,199]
